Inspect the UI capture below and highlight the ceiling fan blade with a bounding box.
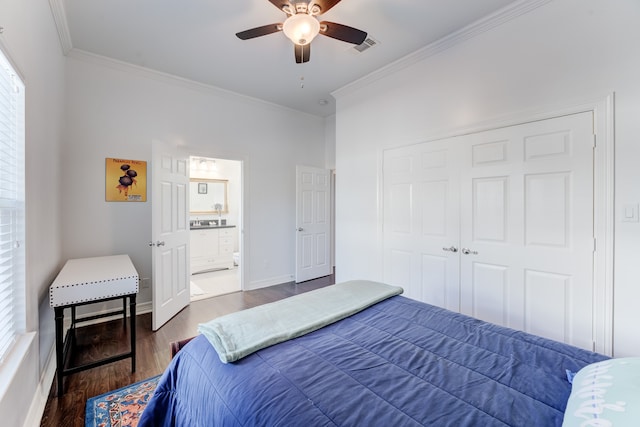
[309,0,343,14]
[268,0,294,13]
[294,44,310,63]
[319,21,367,45]
[236,24,283,40]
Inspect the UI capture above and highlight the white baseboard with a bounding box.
[137,301,152,315]
[246,274,294,291]
[61,300,152,329]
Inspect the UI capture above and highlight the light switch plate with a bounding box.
[622,204,639,222]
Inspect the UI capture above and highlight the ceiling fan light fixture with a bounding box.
[282,13,320,46]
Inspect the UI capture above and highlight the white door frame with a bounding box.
[378,94,614,355]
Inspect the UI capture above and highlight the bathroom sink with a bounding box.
[190,222,221,228]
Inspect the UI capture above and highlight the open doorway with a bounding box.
[188,156,242,301]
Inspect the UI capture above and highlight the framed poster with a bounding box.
[105,158,147,202]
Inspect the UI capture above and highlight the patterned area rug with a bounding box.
[85,375,160,427]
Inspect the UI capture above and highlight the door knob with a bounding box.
[297,227,304,232]
[442,246,458,253]
[461,248,478,255]
[149,241,166,247]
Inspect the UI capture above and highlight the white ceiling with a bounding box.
[59,0,518,117]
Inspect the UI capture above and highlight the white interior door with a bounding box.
[151,140,190,330]
[382,140,461,310]
[459,112,595,350]
[295,166,331,282]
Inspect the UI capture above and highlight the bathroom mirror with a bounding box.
[189,179,228,214]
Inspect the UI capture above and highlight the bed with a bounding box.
[139,280,611,427]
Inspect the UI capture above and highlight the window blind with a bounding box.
[0,46,25,362]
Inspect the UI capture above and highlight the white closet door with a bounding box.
[459,112,594,350]
[383,139,462,311]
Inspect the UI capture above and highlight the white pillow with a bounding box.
[563,357,640,427]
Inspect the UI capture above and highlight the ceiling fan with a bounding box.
[236,0,367,63]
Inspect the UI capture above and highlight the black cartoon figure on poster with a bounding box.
[117,164,139,197]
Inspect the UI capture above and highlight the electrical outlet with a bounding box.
[141,278,150,288]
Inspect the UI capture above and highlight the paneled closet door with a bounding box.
[382,139,462,311]
[459,112,595,350]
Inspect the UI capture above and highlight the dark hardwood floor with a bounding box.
[40,274,334,427]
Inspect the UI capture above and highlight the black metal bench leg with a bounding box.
[55,307,64,396]
[129,294,136,372]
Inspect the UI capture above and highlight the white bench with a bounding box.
[50,254,138,395]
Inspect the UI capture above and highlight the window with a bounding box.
[0,45,25,362]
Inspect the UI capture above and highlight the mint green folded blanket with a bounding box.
[197,280,403,363]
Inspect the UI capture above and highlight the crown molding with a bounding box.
[48,0,73,54]
[46,0,313,117]
[332,0,553,100]
[66,49,321,119]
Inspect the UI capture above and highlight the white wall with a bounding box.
[62,52,327,304]
[0,1,66,425]
[334,0,640,357]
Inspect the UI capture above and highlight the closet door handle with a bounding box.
[461,248,478,255]
[442,246,458,253]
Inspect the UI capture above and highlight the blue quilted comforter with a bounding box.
[139,296,607,426]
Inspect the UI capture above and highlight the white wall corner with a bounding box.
[48,0,74,55]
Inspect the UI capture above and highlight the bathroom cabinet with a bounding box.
[190,226,236,274]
